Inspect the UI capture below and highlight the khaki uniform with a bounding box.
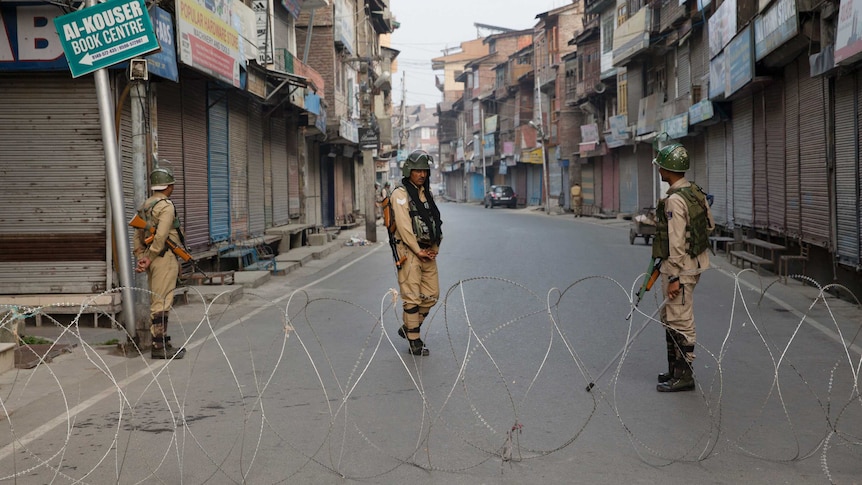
[658,178,713,362]
[133,193,180,330]
[391,183,440,340]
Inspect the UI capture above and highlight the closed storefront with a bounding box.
[764,83,786,234]
[287,122,301,218]
[271,115,290,226]
[687,134,708,191]
[601,152,618,212]
[753,91,768,229]
[835,72,861,267]
[181,75,210,251]
[0,74,107,294]
[229,92,249,239]
[156,82,187,237]
[619,150,638,213]
[581,163,596,210]
[784,60,801,238]
[732,97,754,227]
[707,123,730,226]
[796,57,829,246]
[208,87,230,243]
[248,101,266,234]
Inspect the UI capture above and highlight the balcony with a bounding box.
[613,7,654,66]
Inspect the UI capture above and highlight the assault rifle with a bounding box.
[129,214,209,278]
[636,257,662,307]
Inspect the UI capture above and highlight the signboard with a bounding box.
[147,6,178,82]
[359,127,379,148]
[754,0,798,61]
[177,0,242,88]
[483,133,495,157]
[726,26,754,97]
[53,0,159,78]
[709,51,726,100]
[835,0,862,64]
[281,0,303,19]
[0,4,67,71]
[252,0,272,65]
[708,0,737,59]
[661,112,689,139]
[688,98,715,124]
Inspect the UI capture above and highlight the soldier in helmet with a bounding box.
[133,165,186,360]
[391,150,443,356]
[651,141,714,392]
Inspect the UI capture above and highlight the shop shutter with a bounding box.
[707,123,729,226]
[616,150,638,213]
[156,82,186,232]
[271,116,290,225]
[248,101,266,234]
[208,87,230,243]
[678,43,691,98]
[797,57,829,246]
[0,74,106,294]
[582,163,595,208]
[784,60,801,238]
[118,79,136,280]
[637,148,654,211]
[764,80,786,234]
[181,75,210,251]
[287,122,301,217]
[752,92,767,229]
[835,73,859,265]
[733,98,753,227]
[688,135,708,190]
[229,92,249,239]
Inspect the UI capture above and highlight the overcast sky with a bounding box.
[389,0,573,108]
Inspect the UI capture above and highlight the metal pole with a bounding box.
[88,0,136,340]
[131,82,149,342]
[364,148,377,243]
[480,104,486,194]
[535,83,550,214]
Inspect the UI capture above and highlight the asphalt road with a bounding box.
[1,202,860,484]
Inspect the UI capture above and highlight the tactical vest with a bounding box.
[408,192,439,247]
[652,183,711,259]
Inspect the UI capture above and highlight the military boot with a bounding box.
[657,360,675,383]
[656,362,694,392]
[151,336,186,359]
[658,329,680,383]
[408,338,430,356]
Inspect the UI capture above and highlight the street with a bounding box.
[1,203,861,484]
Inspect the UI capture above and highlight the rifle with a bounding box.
[129,214,209,278]
[381,195,407,270]
[636,257,662,306]
[388,233,407,270]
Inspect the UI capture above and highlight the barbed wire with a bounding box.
[0,270,860,483]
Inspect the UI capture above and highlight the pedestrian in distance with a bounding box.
[570,182,582,217]
[391,150,443,356]
[651,141,714,392]
[133,166,186,360]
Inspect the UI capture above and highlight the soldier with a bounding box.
[392,150,443,356]
[133,166,186,360]
[651,142,714,392]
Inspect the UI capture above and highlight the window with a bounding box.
[618,71,628,118]
[617,5,628,26]
[602,14,614,54]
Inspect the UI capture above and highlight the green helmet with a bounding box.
[401,150,433,178]
[150,167,175,190]
[652,143,689,172]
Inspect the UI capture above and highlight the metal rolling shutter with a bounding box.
[248,101,266,234]
[678,43,691,98]
[229,92,249,239]
[764,81,786,234]
[753,93,768,229]
[784,61,801,238]
[688,135,708,190]
[707,123,729,226]
[733,97,754,227]
[797,57,829,246]
[155,82,186,230]
[602,153,618,212]
[581,163,595,208]
[181,76,210,250]
[620,150,638,213]
[835,73,859,265]
[287,122,301,217]
[0,74,107,294]
[271,116,290,226]
[208,87,230,243]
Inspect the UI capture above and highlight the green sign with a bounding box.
[53,0,160,78]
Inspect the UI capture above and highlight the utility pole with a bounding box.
[535,81,550,214]
[480,103,487,194]
[86,0,137,343]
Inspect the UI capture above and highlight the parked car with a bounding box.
[484,185,517,208]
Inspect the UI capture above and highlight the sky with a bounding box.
[389,0,573,108]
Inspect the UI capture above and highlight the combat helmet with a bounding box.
[652,143,690,173]
[150,166,175,191]
[401,150,433,178]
